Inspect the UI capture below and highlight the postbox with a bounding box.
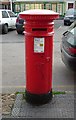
[20,9,59,104]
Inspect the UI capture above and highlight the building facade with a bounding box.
[0,0,75,16]
[0,0,10,9]
[13,0,66,16]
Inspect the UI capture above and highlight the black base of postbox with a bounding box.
[25,90,52,105]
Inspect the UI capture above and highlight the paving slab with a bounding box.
[11,93,75,118]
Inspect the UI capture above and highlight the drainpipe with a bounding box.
[9,0,12,11]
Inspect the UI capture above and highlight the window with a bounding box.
[15,4,20,12]
[8,11,15,17]
[34,4,40,9]
[46,4,51,10]
[57,4,62,15]
[67,36,75,46]
[67,27,76,46]
[25,4,30,10]
[21,4,25,12]
[70,27,76,35]
[30,4,34,9]
[68,3,73,9]
[52,4,56,12]
[2,11,9,18]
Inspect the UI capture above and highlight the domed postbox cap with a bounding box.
[20,9,59,21]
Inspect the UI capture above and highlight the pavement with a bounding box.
[2,92,75,119]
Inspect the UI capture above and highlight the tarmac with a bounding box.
[2,92,75,119]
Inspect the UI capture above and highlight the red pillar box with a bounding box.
[20,9,59,104]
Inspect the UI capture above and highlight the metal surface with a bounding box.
[11,93,74,118]
[20,10,59,96]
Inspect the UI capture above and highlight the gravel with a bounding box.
[1,93,16,116]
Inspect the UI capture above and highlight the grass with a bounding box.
[15,91,66,99]
[52,91,66,95]
[16,91,66,96]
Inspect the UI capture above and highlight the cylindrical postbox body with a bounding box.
[20,9,59,104]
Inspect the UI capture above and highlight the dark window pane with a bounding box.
[2,11,9,18]
[8,11,15,17]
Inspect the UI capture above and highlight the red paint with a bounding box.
[20,9,59,94]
